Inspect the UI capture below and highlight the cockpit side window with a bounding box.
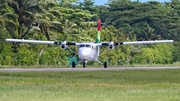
[80,44,85,47]
[86,45,90,47]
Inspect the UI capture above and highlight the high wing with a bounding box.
[6,39,77,45]
[6,39,55,44]
[101,40,173,45]
[117,40,174,45]
[6,39,174,50]
[6,39,78,49]
[6,39,174,45]
[100,40,174,49]
[5,38,99,45]
[6,39,103,49]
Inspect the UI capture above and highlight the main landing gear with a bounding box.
[104,62,107,68]
[72,61,76,68]
[72,61,108,68]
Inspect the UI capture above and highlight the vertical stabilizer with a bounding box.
[96,19,101,43]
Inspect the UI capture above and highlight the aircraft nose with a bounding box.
[78,48,91,60]
[79,50,87,56]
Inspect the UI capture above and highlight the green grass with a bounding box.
[0,69,180,101]
[1,62,180,68]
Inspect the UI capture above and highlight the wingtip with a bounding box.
[168,40,174,43]
[6,39,11,42]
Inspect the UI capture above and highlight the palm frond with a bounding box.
[49,10,61,17]
[45,13,55,20]
[51,21,62,26]
[37,19,51,26]
[1,13,18,22]
[29,26,41,33]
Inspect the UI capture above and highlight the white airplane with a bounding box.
[6,19,174,68]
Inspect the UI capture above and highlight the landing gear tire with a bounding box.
[83,62,86,68]
[72,61,76,68]
[104,62,107,68]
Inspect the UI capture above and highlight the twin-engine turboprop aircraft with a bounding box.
[6,19,174,68]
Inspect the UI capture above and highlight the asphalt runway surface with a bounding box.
[0,67,180,72]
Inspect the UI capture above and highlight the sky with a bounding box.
[93,0,171,5]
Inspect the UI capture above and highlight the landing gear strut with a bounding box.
[83,62,86,68]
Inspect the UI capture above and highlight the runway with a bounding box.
[0,67,180,72]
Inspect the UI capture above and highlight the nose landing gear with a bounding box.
[71,61,107,68]
[83,61,86,68]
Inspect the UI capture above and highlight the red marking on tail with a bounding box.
[97,19,101,31]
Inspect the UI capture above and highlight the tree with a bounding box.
[172,42,180,62]
[3,0,60,40]
[79,0,96,13]
[138,25,161,41]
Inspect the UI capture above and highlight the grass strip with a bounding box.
[0,69,180,101]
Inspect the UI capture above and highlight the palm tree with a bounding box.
[0,0,18,37]
[0,11,18,39]
[3,0,45,39]
[61,19,77,35]
[1,0,62,40]
[142,25,161,40]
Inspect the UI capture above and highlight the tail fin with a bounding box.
[96,19,101,43]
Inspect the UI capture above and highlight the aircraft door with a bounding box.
[92,46,99,60]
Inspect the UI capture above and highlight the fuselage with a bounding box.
[78,43,99,61]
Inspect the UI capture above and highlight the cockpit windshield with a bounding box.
[79,44,85,47]
[79,44,92,48]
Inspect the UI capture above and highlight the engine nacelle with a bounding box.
[108,41,115,50]
[60,41,68,49]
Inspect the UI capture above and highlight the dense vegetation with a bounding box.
[0,0,180,66]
